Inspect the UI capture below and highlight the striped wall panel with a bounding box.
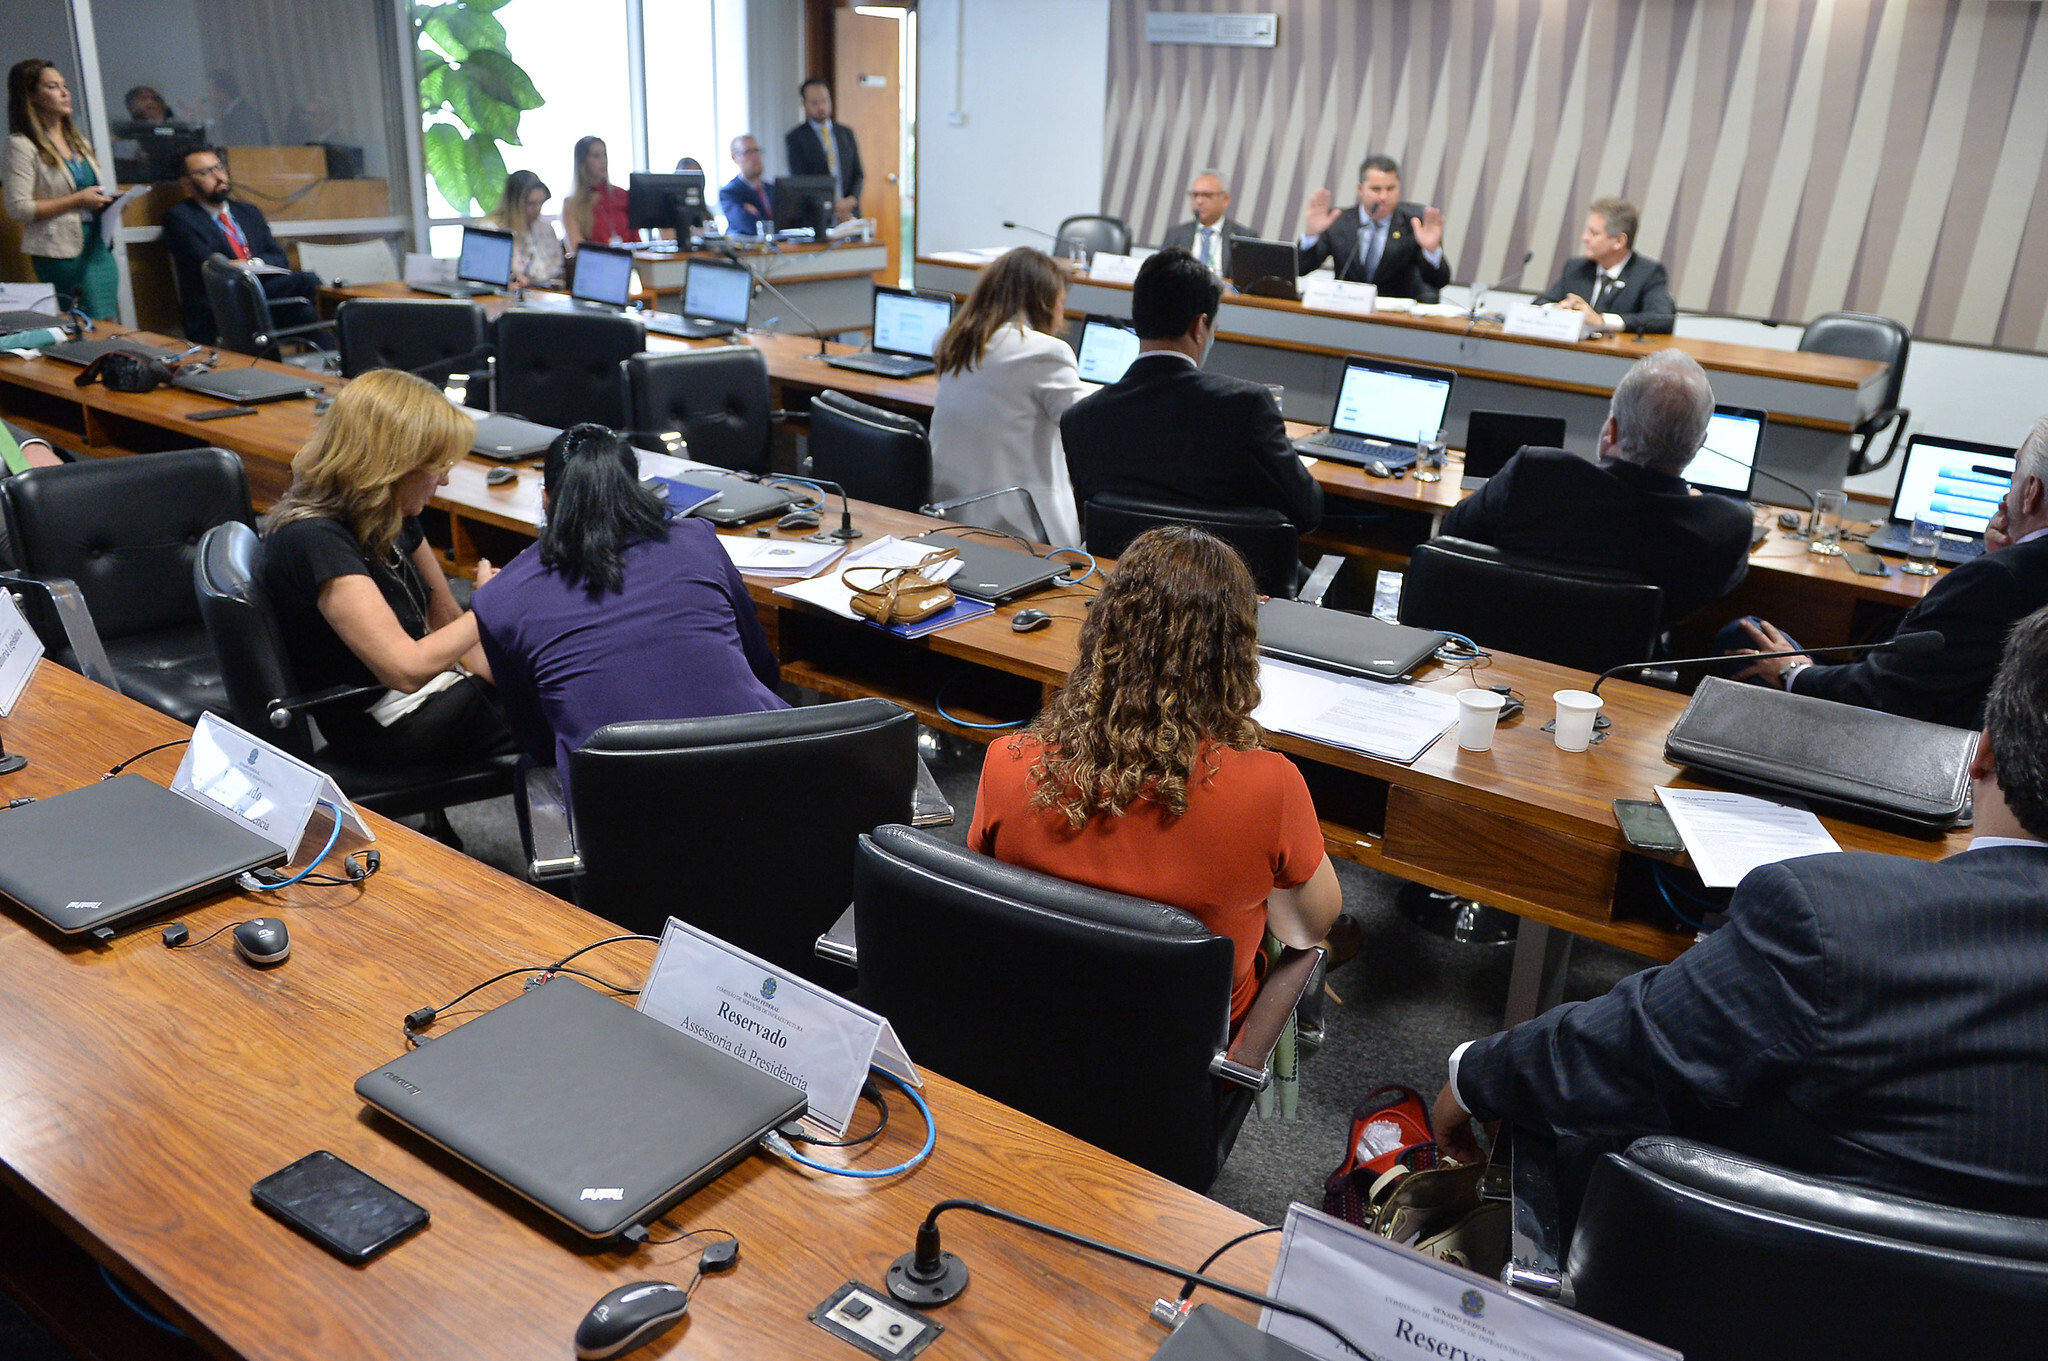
[1102,0,2047,350]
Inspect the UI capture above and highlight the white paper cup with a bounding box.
[1553,690,1603,752]
[1456,688,1507,751]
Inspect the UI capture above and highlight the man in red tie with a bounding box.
[161,145,322,346]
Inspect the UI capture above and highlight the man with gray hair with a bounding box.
[1439,349,1752,622]
[1162,170,1250,275]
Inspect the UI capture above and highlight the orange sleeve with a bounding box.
[968,734,1033,855]
[1268,755,1326,890]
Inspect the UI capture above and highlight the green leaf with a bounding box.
[465,134,508,213]
[423,11,472,61]
[438,8,508,54]
[464,0,514,11]
[417,56,451,114]
[423,122,471,214]
[446,77,521,146]
[460,49,544,112]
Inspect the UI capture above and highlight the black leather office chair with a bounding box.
[1401,536,1664,675]
[805,391,931,512]
[336,297,490,397]
[566,700,918,981]
[1083,491,1302,598]
[1799,311,1911,476]
[494,309,644,430]
[853,825,1322,1191]
[623,348,776,473]
[193,522,515,818]
[1,449,252,723]
[1508,1134,2048,1359]
[200,254,333,361]
[1055,214,1132,260]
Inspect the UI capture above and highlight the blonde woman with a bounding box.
[4,60,118,318]
[264,369,515,766]
[486,168,563,287]
[561,135,631,253]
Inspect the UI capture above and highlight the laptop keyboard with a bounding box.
[825,353,934,377]
[1866,524,1985,561]
[1305,431,1390,455]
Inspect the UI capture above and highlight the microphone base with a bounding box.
[887,1250,969,1307]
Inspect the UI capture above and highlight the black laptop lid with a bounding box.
[682,473,799,525]
[1463,411,1566,481]
[1229,238,1299,298]
[172,368,325,404]
[470,413,561,461]
[45,337,183,367]
[910,530,1066,602]
[1257,598,1448,682]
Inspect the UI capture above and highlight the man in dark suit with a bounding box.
[160,146,320,346]
[1061,248,1321,532]
[1296,155,1450,302]
[719,133,774,236]
[1435,603,2048,1221]
[783,78,862,223]
[1161,171,1250,276]
[1730,417,2048,730]
[1440,350,1751,623]
[1533,198,1676,335]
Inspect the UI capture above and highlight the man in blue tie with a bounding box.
[1161,171,1250,277]
[1296,155,1451,302]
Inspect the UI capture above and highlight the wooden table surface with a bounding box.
[0,662,1272,1361]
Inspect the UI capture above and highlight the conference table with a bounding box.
[0,660,1278,1361]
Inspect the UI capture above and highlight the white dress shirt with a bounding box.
[1589,252,1633,331]
[929,321,1086,546]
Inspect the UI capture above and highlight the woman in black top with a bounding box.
[262,368,515,767]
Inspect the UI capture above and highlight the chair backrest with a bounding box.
[1055,214,1133,259]
[192,521,318,760]
[2,448,252,642]
[623,348,773,474]
[1083,491,1299,598]
[1799,311,1909,411]
[293,239,399,287]
[202,254,282,359]
[336,297,488,381]
[1567,1136,2048,1360]
[568,700,918,980]
[493,308,644,430]
[807,390,932,512]
[854,825,1244,1190]
[1400,536,1663,674]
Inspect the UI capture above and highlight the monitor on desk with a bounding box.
[871,287,953,360]
[1076,315,1140,384]
[629,171,709,236]
[682,258,753,326]
[571,244,636,307]
[1229,237,1300,300]
[773,174,838,238]
[1685,406,1765,498]
[1328,356,1456,446]
[457,226,515,288]
[1885,435,2016,538]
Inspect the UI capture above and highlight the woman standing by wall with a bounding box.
[4,60,119,319]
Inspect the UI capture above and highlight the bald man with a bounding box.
[1161,171,1251,276]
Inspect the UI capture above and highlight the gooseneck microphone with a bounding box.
[1591,630,1943,696]
[1690,443,1824,525]
[782,475,860,543]
[886,1199,1368,1358]
[1469,249,1534,319]
[1000,221,1061,243]
[716,243,831,358]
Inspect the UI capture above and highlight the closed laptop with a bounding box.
[470,413,561,461]
[1257,598,1448,682]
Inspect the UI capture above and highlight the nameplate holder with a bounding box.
[0,588,44,717]
[170,712,372,858]
[1299,276,1378,316]
[1503,303,1588,343]
[1260,1204,1678,1361]
[638,917,919,1137]
[1086,252,1144,284]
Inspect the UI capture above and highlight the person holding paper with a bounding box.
[1532,198,1675,335]
[4,60,120,319]
[968,526,1343,1028]
[1296,155,1449,302]
[162,146,322,346]
[472,424,785,803]
[1435,603,2048,1221]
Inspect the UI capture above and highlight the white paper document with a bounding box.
[1654,786,1842,888]
[634,448,724,481]
[97,185,148,243]
[773,536,963,619]
[719,535,845,579]
[1253,660,1459,764]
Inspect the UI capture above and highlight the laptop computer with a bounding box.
[677,472,801,526]
[172,367,327,404]
[525,243,698,336]
[910,530,1068,602]
[1460,411,1566,490]
[1681,405,1766,498]
[1864,434,2016,566]
[1257,598,1450,683]
[823,287,953,379]
[0,774,284,937]
[412,226,514,298]
[44,335,185,367]
[1075,314,1140,386]
[1295,356,1457,468]
[669,258,752,339]
[355,976,806,1241]
[1229,238,1301,301]
[470,413,561,461]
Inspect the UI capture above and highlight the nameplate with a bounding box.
[403,252,456,285]
[1261,1204,1678,1361]
[638,917,920,1137]
[1086,252,1144,284]
[0,587,43,717]
[0,282,59,314]
[1503,303,1588,343]
[171,712,371,858]
[1300,276,1378,316]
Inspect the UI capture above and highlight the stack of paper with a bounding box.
[1654,787,1842,888]
[718,536,845,580]
[772,536,964,620]
[1252,660,1460,764]
[635,448,723,480]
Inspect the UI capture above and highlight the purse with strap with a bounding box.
[843,548,959,626]
[1322,1083,1507,1278]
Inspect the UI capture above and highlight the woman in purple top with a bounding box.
[472,424,786,802]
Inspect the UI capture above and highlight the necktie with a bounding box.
[819,123,840,191]
[1362,216,1384,281]
[0,424,28,476]
[218,208,251,261]
[1199,227,1215,269]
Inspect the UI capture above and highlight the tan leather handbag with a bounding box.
[844,548,960,626]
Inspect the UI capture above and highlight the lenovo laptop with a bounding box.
[1681,406,1766,499]
[1294,356,1457,468]
[677,472,801,526]
[412,226,514,298]
[470,413,561,462]
[1864,434,2016,566]
[527,243,699,338]
[670,258,753,339]
[1229,238,1301,300]
[1075,314,1140,386]
[823,287,953,379]
[909,530,1067,602]
[44,335,185,367]
[172,367,326,404]
[1460,411,1567,490]
[1257,598,1449,683]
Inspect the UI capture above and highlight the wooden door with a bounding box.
[833,7,901,285]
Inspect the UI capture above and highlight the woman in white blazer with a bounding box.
[929,248,1084,546]
[5,60,119,318]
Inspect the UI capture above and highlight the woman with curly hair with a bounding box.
[968,525,1340,1025]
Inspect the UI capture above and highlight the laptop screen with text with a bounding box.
[683,259,752,324]
[872,289,953,358]
[1329,358,1455,446]
[1076,318,1140,384]
[1684,407,1764,496]
[571,245,635,307]
[457,227,514,287]
[1888,436,2015,538]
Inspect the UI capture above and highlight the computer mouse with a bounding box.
[1777,510,1801,530]
[575,1281,689,1360]
[232,917,290,967]
[486,466,517,487]
[1011,608,1053,633]
[1365,459,1393,478]
[777,508,822,531]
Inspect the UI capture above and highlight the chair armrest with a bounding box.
[519,763,580,882]
[912,756,954,827]
[272,319,337,341]
[1297,554,1345,607]
[0,572,118,690]
[265,682,385,729]
[1212,945,1323,1089]
[1850,407,1911,477]
[1500,1124,1572,1301]
[813,903,858,968]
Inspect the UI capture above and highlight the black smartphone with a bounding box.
[1613,798,1685,854]
[1843,550,1891,577]
[251,1150,428,1263]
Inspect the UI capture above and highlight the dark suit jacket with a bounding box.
[1296,202,1450,302]
[1791,533,2048,730]
[1060,353,1322,531]
[784,121,863,202]
[1161,216,1251,274]
[1456,844,2048,1217]
[161,197,313,344]
[1438,447,1752,623]
[1534,254,1676,334]
[719,174,774,236]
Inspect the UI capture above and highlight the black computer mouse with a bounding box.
[575,1281,689,1360]
[232,917,290,967]
[1365,459,1393,478]
[1777,510,1801,530]
[486,466,517,486]
[1011,608,1053,633]
[777,508,822,531]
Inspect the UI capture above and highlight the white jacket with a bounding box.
[3,134,91,260]
[929,321,1085,546]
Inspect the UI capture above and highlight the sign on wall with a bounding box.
[1145,12,1278,47]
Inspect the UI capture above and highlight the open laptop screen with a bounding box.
[1684,406,1764,496]
[457,227,514,287]
[1076,317,1139,384]
[1889,436,2015,538]
[1329,358,1455,446]
[683,259,752,324]
[571,244,636,307]
[872,288,953,359]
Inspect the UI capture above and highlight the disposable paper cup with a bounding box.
[1552,690,1603,752]
[1456,688,1507,751]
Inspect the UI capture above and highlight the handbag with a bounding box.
[1322,1084,1507,1277]
[844,548,959,627]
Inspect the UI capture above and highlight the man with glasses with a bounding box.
[1162,171,1249,276]
[161,145,320,345]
